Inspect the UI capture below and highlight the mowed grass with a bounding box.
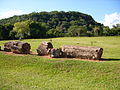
[0,36,120,90]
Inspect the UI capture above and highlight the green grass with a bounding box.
[0,36,120,90]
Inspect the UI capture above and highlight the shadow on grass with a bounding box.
[100,58,120,61]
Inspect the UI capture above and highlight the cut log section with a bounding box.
[50,48,63,58]
[61,45,103,60]
[4,41,31,54]
[4,41,15,52]
[37,42,53,56]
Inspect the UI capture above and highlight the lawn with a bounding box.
[0,36,120,90]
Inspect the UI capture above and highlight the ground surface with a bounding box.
[0,36,120,90]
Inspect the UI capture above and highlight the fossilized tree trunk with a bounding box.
[37,42,53,56]
[4,41,14,52]
[50,48,63,58]
[4,41,31,54]
[61,45,103,60]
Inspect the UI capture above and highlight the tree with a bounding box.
[13,20,30,39]
[0,24,13,40]
[93,26,103,36]
[47,29,60,37]
[102,26,110,36]
[67,25,87,36]
[111,24,120,36]
[29,21,48,38]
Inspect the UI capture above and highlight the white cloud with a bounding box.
[102,12,120,28]
[0,10,26,19]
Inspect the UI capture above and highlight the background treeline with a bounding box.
[0,11,120,40]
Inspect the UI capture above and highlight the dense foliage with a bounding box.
[0,11,120,40]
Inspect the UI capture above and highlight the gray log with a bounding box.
[61,45,103,60]
[50,48,63,58]
[37,42,53,56]
[4,41,31,54]
[4,41,15,52]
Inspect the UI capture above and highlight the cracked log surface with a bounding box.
[4,41,31,54]
[37,42,53,56]
[61,45,103,60]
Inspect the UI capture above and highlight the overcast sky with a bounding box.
[0,0,120,28]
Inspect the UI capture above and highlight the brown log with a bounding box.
[37,42,53,56]
[4,41,31,54]
[61,45,103,60]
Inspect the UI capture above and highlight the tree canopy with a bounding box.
[0,11,119,40]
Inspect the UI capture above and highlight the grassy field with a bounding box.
[0,36,120,90]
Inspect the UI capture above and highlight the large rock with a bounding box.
[61,45,103,60]
[37,42,53,56]
[4,41,31,54]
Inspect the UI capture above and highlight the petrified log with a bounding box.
[61,45,103,60]
[4,41,15,52]
[50,48,63,58]
[37,42,53,56]
[4,41,31,54]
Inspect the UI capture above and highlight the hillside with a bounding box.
[0,37,120,90]
[0,11,119,40]
[0,11,104,40]
[0,11,99,26]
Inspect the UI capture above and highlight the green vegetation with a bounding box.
[0,11,120,40]
[0,36,120,90]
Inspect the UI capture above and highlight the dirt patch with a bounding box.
[40,55,101,62]
[0,51,28,56]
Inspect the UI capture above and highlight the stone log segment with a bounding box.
[4,41,31,54]
[4,41,15,52]
[50,48,63,58]
[37,42,53,56]
[61,45,103,60]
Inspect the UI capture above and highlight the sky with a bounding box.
[0,0,120,28]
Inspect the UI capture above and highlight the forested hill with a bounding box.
[0,11,119,40]
[0,11,99,25]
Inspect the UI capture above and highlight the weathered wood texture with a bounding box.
[61,45,103,60]
[37,42,53,56]
[50,48,63,58]
[4,41,31,54]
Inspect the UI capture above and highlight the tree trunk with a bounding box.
[4,41,31,54]
[37,42,53,56]
[61,45,103,60]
